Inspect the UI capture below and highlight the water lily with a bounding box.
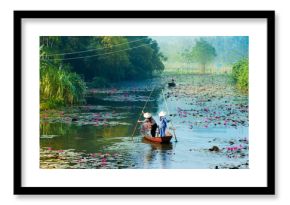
[101,158,107,165]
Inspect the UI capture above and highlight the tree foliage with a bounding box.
[190,39,217,73]
[40,36,165,82]
[40,36,165,108]
[232,58,249,92]
[154,36,248,71]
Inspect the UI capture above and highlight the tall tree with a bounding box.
[190,39,217,73]
[40,36,165,85]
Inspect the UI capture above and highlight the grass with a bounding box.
[40,62,86,110]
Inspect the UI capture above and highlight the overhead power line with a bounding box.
[44,37,149,56]
[41,41,156,61]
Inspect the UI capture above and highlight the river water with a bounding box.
[40,74,249,169]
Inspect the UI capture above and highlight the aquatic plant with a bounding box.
[40,61,86,109]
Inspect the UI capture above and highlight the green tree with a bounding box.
[40,36,165,88]
[232,58,248,92]
[92,36,131,81]
[190,39,217,73]
[126,36,165,79]
[40,43,86,109]
[180,48,193,71]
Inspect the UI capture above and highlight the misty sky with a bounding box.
[150,36,249,68]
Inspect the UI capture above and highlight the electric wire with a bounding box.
[41,41,156,61]
[44,37,149,56]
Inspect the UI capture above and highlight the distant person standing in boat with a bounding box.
[168,78,176,87]
[159,111,168,137]
[138,112,158,137]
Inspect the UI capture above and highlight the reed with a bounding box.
[40,63,86,109]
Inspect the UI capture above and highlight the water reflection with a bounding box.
[40,74,249,169]
[142,139,173,168]
[40,122,131,153]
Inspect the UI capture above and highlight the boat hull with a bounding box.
[144,134,172,144]
[168,82,176,87]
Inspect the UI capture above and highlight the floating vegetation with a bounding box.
[40,147,134,169]
[103,94,155,102]
[163,75,248,130]
[40,74,249,169]
[211,161,249,169]
[40,109,130,127]
[40,135,59,139]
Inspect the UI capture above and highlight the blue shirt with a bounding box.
[159,117,167,137]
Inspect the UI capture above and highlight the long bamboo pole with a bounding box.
[162,89,178,142]
[131,86,156,139]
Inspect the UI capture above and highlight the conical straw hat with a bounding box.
[158,111,166,117]
[143,112,152,118]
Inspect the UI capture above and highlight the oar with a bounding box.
[162,89,178,142]
[131,86,155,139]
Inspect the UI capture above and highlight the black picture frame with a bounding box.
[14,10,275,195]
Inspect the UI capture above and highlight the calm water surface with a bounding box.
[40,74,249,169]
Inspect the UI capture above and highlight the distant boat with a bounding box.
[168,82,176,87]
[143,131,172,144]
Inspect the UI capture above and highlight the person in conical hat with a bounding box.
[158,111,167,137]
[143,112,152,119]
[138,111,158,137]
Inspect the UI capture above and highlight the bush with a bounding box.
[40,63,86,109]
[232,58,248,92]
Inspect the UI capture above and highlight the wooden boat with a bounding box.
[142,138,173,150]
[168,82,176,87]
[143,131,172,144]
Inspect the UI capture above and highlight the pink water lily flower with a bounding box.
[101,158,107,166]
